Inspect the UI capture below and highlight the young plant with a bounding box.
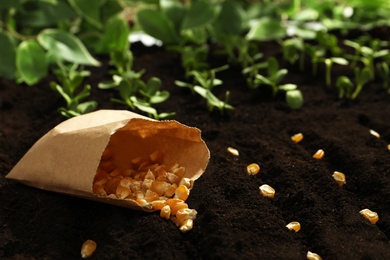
[175,65,233,113]
[336,76,354,99]
[376,62,389,92]
[324,57,349,87]
[50,62,97,118]
[336,67,371,99]
[303,43,325,76]
[281,37,304,70]
[99,49,174,120]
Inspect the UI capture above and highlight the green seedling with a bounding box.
[303,43,325,76]
[336,76,354,99]
[281,38,304,70]
[344,39,390,80]
[352,67,371,99]
[376,62,389,92]
[98,49,174,120]
[281,85,304,110]
[253,57,288,95]
[175,65,233,113]
[50,62,97,118]
[315,31,341,57]
[324,57,349,87]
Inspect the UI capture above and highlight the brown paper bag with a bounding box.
[6,110,210,212]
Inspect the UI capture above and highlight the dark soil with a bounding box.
[1,37,390,260]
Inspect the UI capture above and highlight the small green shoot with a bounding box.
[50,62,97,118]
[98,49,174,120]
[336,67,371,100]
[175,65,233,113]
[376,62,389,92]
[253,57,288,95]
[324,57,349,87]
[336,76,354,99]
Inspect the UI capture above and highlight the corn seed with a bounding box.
[332,171,346,186]
[175,185,190,201]
[369,129,380,139]
[176,208,197,224]
[359,209,379,224]
[312,149,324,159]
[171,202,189,215]
[286,221,301,232]
[259,184,275,198]
[227,147,239,156]
[151,200,166,210]
[150,150,164,164]
[246,163,260,175]
[144,190,160,202]
[179,219,194,232]
[179,178,192,189]
[116,185,132,199]
[160,205,171,219]
[387,144,390,151]
[291,133,303,143]
[81,239,97,258]
[307,251,322,260]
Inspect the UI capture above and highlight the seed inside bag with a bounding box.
[93,148,197,232]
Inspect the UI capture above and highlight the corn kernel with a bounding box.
[175,185,190,201]
[359,209,379,224]
[144,170,155,180]
[332,171,346,186]
[312,149,324,159]
[151,180,170,196]
[141,178,153,191]
[171,202,189,215]
[116,185,132,199]
[81,239,97,258]
[387,144,390,151]
[144,190,160,202]
[179,178,192,189]
[307,251,322,260]
[246,163,260,175]
[92,184,106,197]
[160,205,171,220]
[166,198,185,209]
[369,129,380,139]
[166,172,180,184]
[286,221,301,232]
[165,183,177,197]
[227,147,239,156]
[104,176,123,195]
[179,219,194,232]
[259,184,275,198]
[173,166,185,179]
[151,200,166,210]
[135,198,152,209]
[99,160,116,173]
[176,208,197,224]
[291,133,303,143]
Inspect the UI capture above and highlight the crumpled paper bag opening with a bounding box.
[6,110,210,211]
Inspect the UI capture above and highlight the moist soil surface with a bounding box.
[1,35,390,259]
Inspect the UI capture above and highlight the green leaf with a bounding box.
[77,100,97,114]
[97,15,130,53]
[212,0,244,35]
[16,40,48,85]
[285,89,303,109]
[160,0,185,33]
[68,0,103,29]
[246,17,286,41]
[181,0,216,30]
[279,84,297,91]
[150,91,170,104]
[16,0,76,28]
[136,8,178,44]
[331,57,349,65]
[38,29,100,66]
[0,31,17,80]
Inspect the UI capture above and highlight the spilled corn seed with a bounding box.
[307,251,322,260]
[312,149,324,159]
[246,163,260,175]
[227,147,239,156]
[92,149,198,232]
[332,171,346,186]
[291,133,303,143]
[369,129,380,139]
[286,221,301,232]
[387,144,390,151]
[259,184,275,198]
[360,209,379,224]
[81,239,97,258]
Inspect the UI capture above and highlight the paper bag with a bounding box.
[6,110,210,212]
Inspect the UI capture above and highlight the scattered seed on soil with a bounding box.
[360,209,379,224]
[291,133,303,143]
[227,147,239,156]
[307,251,322,260]
[286,221,301,232]
[332,171,346,186]
[312,149,324,159]
[259,184,275,198]
[387,144,390,151]
[246,163,260,175]
[81,240,97,259]
[369,129,380,139]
